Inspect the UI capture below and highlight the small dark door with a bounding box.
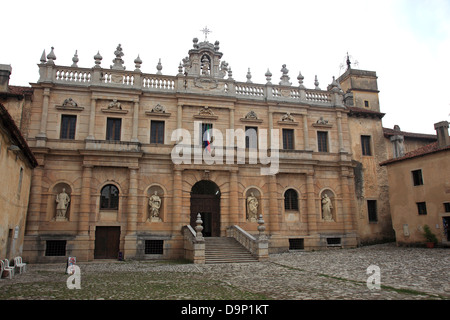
[94,226,120,259]
[190,194,220,237]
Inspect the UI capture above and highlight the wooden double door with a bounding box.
[94,226,120,259]
[190,194,220,237]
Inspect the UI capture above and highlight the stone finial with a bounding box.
[246,68,252,83]
[156,58,162,75]
[93,51,103,68]
[227,66,233,79]
[195,213,204,239]
[279,64,291,86]
[314,75,320,90]
[297,71,305,88]
[47,47,56,65]
[111,44,125,70]
[178,62,184,75]
[265,69,272,84]
[40,50,47,64]
[214,40,220,51]
[193,37,199,49]
[134,55,142,72]
[71,50,79,67]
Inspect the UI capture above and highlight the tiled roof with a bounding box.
[383,127,436,140]
[380,141,450,166]
[347,107,385,118]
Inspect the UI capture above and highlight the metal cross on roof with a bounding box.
[201,26,212,41]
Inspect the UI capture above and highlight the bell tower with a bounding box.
[337,55,380,112]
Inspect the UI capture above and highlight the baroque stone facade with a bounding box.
[20,37,402,262]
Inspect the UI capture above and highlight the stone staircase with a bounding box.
[204,237,258,264]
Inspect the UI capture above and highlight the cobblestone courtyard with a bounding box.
[1,243,449,301]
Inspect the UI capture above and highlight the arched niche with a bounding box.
[244,187,261,222]
[147,185,165,222]
[320,189,336,222]
[51,182,73,221]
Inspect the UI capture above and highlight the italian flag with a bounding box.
[204,124,211,153]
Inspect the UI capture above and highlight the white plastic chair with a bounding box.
[1,260,14,279]
[14,257,27,273]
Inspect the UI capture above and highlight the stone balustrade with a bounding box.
[38,62,343,107]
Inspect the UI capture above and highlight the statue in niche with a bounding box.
[246,192,259,222]
[148,191,162,221]
[108,99,122,110]
[62,98,78,108]
[321,194,333,221]
[201,55,210,76]
[55,188,70,221]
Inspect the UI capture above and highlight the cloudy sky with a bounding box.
[3,0,449,134]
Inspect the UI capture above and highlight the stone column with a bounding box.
[36,88,50,147]
[302,114,310,150]
[127,168,139,235]
[336,112,344,152]
[25,164,43,235]
[268,111,274,146]
[306,171,317,234]
[87,97,96,140]
[268,174,279,233]
[229,170,239,225]
[78,165,93,235]
[131,100,139,142]
[177,104,183,129]
[172,166,183,232]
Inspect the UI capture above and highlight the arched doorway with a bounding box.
[190,180,221,237]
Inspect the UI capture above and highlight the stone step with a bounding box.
[204,237,258,264]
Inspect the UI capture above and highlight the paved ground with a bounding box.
[1,243,449,301]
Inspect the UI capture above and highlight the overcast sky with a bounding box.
[3,0,449,134]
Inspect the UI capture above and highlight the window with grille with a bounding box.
[282,129,294,150]
[412,169,424,186]
[60,115,77,139]
[145,240,164,254]
[150,120,165,144]
[317,131,328,152]
[106,118,121,141]
[289,238,304,250]
[45,240,67,256]
[284,189,299,210]
[444,202,450,213]
[326,237,341,246]
[100,185,119,210]
[367,200,378,222]
[361,135,372,156]
[417,202,427,215]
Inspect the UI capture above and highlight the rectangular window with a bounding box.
[282,129,294,150]
[150,120,165,144]
[60,115,77,139]
[364,100,370,108]
[106,118,121,141]
[417,202,427,215]
[412,169,424,186]
[45,240,67,256]
[145,240,164,254]
[245,126,258,149]
[367,200,378,222]
[444,202,450,213]
[317,131,328,152]
[361,135,372,156]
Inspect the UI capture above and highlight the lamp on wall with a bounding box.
[8,145,20,152]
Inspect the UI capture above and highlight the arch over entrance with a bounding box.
[190,180,221,237]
